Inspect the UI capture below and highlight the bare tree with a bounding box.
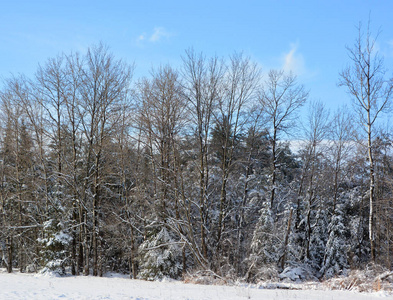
[137,65,185,220]
[328,108,354,214]
[0,77,37,273]
[135,65,189,278]
[79,43,132,276]
[301,100,330,260]
[339,21,393,261]
[181,49,224,263]
[63,52,85,275]
[0,87,21,273]
[260,70,308,210]
[214,53,261,270]
[35,55,68,184]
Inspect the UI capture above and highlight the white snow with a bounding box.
[0,271,390,300]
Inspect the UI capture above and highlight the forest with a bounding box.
[0,23,392,283]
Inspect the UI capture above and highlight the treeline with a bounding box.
[0,25,392,281]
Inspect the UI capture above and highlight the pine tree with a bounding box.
[247,201,279,281]
[138,227,183,280]
[320,203,349,278]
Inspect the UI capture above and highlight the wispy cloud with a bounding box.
[282,42,305,75]
[388,40,393,56]
[150,27,171,42]
[136,27,172,44]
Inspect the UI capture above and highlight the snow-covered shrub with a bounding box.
[183,270,230,285]
[252,264,279,282]
[38,259,67,277]
[138,227,183,280]
[26,259,39,273]
[323,264,393,293]
[279,264,318,282]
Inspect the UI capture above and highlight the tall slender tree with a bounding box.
[260,70,308,210]
[181,49,224,265]
[339,21,393,262]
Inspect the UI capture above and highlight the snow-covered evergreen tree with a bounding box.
[138,227,183,280]
[247,201,280,281]
[38,218,72,275]
[309,207,329,271]
[320,203,349,278]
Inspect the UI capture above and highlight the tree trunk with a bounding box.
[199,142,208,260]
[368,118,376,262]
[7,236,12,273]
[270,127,277,210]
[280,208,293,270]
[83,210,89,276]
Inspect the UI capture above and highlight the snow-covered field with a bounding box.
[0,271,390,300]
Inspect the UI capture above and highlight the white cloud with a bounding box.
[282,43,305,75]
[388,40,393,56]
[136,27,172,45]
[149,27,171,42]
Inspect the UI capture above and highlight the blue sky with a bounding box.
[1,0,393,113]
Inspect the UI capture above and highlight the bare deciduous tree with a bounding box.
[79,43,132,276]
[214,53,261,268]
[339,21,393,261]
[260,70,308,210]
[181,49,224,263]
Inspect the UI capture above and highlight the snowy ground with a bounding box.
[0,271,391,300]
